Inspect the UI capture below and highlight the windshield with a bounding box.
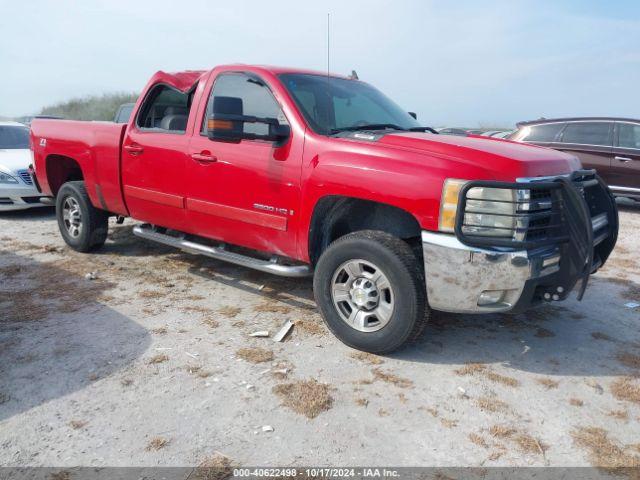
[279,73,421,135]
[0,125,30,149]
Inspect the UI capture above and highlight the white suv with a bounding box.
[0,121,49,211]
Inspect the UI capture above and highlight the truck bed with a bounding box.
[30,119,128,216]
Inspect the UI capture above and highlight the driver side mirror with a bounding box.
[207,96,290,146]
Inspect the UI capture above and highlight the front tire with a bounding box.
[313,230,429,353]
[56,181,109,252]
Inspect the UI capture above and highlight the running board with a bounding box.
[132,224,312,278]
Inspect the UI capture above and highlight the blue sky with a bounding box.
[1,0,639,126]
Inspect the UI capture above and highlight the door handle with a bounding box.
[615,156,632,163]
[190,152,217,163]
[124,143,144,155]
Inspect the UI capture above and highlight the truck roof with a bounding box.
[151,65,351,92]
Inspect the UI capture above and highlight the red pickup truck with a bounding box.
[30,65,618,353]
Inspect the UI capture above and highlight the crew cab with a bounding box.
[30,65,618,353]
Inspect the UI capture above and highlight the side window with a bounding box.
[560,122,611,146]
[137,85,191,133]
[520,123,564,142]
[201,73,287,136]
[618,123,640,149]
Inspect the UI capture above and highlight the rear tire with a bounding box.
[56,181,109,252]
[313,230,429,354]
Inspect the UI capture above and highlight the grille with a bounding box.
[455,170,613,250]
[17,169,33,185]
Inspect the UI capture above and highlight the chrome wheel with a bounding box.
[62,197,82,238]
[331,259,394,332]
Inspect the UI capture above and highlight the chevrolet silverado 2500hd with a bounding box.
[30,65,618,353]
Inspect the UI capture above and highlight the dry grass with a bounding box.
[455,362,487,376]
[468,433,489,448]
[354,397,369,407]
[49,472,71,480]
[253,301,291,314]
[350,351,384,365]
[571,427,640,468]
[534,327,555,338]
[536,377,560,389]
[236,347,274,364]
[591,332,614,342]
[193,452,234,480]
[440,418,458,429]
[69,420,87,429]
[217,306,242,318]
[272,379,333,418]
[146,436,169,451]
[378,408,389,417]
[617,352,640,370]
[485,371,520,387]
[293,318,326,335]
[476,397,509,413]
[371,368,413,388]
[201,318,219,329]
[185,365,213,378]
[151,326,168,335]
[121,378,133,387]
[569,398,584,407]
[515,433,547,455]
[489,425,516,438]
[607,409,629,421]
[147,354,169,365]
[138,290,165,299]
[610,377,640,404]
[455,362,519,387]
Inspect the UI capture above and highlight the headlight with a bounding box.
[438,179,517,238]
[0,171,18,184]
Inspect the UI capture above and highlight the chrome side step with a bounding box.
[132,224,312,278]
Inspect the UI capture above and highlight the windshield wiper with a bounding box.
[330,124,408,134]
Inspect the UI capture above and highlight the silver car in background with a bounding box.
[0,121,49,211]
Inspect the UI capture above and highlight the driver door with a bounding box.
[185,71,303,258]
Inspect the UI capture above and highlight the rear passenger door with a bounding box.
[610,122,640,192]
[121,84,194,231]
[556,121,614,184]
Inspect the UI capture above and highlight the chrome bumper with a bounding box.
[421,231,561,313]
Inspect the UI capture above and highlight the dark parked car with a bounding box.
[510,117,640,200]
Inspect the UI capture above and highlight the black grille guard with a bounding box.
[454,169,619,301]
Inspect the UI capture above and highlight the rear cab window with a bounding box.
[559,122,612,146]
[136,85,193,134]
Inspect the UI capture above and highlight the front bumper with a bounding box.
[422,231,561,313]
[422,170,618,314]
[0,184,49,211]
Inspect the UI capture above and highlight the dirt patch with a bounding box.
[571,427,640,469]
[69,420,87,430]
[147,354,169,365]
[610,377,640,404]
[350,351,384,365]
[536,377,559,389]
[273,379,333,418]
[146,437,170,451]
[236,347,274,364]
[371,368,413,388]
[253,301,292,314]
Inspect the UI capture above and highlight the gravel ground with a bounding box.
[0,204,639,468]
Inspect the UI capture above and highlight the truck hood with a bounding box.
[0,149,32,174]
[371,132,581,180]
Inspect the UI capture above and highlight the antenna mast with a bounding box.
[327,13,330,78]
